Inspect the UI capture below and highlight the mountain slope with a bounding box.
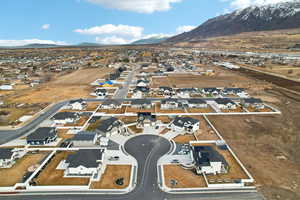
[166,0,300,42]
[131,36,169,45]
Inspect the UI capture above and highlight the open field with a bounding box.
[6,68,112,104]
[35,151,89,186]
[90,165,131,189]
[97,107,126,114]
[173,134,196,144]
[163,165,207,188]
[207,87,300,200]
[0,152,48,186]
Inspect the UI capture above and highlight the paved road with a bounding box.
[0,135,264,200]
[113,68,135,99]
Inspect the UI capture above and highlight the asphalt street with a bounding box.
[0,135,264,200]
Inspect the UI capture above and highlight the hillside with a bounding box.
[131,36,169,45]
[166,0,300,43]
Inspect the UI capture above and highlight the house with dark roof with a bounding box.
[202,88,222,96]
[0,148,25,168]
[187,99,208,109]
[161,99,182,110]
[95,88,107,98]
[96,117,126,137]
[68,99,87,110]
[177,88,197,98]
[71,131,97,147]
[52,112,80,124]
[101,99,122,109]
[158,86,174,97]
[63,149,105,177]
[136,79,149,87]
[169,116,200,134]
[131,99,152,109]
[27,127,57,145]
[191,145,228,175]
[215,98,237,110]
[222,88,245,95]
[242,98,265,109]
[137,112,156,128]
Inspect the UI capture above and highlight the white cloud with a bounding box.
[41,24,50,30]
[96,36,129,44]
[75,24,196,45]
[176,25,196,34]
[0,39,67,47]
[223,0,293,9]
[86,0,182,13]
[74,24,143,38]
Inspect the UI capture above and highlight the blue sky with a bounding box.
[0,0,287,45]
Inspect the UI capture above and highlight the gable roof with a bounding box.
[192,146,228,167]
[0,148,14,160]
[102,99,121,106]
[215,98,235,105]
[27,127,56,141]
[52,112,78,120]
[66,149,104,168]
[243,98,263,104]
[173,117,199,128]
[71,131,96,141]
[131,99,151,105]
[188,99,207,104]
[96,117,121,133]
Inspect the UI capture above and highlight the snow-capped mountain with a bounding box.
[166,0,300,42]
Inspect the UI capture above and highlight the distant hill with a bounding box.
[166,0,300,43]
[131,36,169,45]
[77,42,102,47]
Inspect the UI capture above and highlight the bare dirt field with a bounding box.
[7,68,112,104]
[0,152,48,186]
[163,165,207,188]
[35,151,89,186]
[90,165,131,189]
[207,87,300,200]
[173,134,196,144]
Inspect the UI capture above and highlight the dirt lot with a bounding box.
[173,134,196,144]
[98,107,126,114]
[128,125,143,134]
[90,165,131,189]
[207,87,300,200]
[6,68,112,104]
[126,106,156,113]
[35,151,89,186]
[163,165,207,188]
[0,152,48,186]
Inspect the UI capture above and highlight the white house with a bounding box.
[187,99,208,108]
[191,145,228,175]
[0,148,26,168]
[69,100,87,110]
[215,98,237,110]
[161,99,180,110]
[71,131,97,147]
[96,117,127,137]
[101,100,122,109]
[52,112,80,124]
[242,98,265,110]
[169,117,200,134]
[63,149,106,179]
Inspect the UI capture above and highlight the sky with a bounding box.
[0,0,292,46]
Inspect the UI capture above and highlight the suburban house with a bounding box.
[242,98,265,109]
[169,116,200,134]
[132,86,150,98]
[27,127,57,145]
[202,88,222,96]
[71,131,97,147]
[153,70,164,76]
[191,145,228,175]
[187,99,208,108]
[177,88,197,98]
[95,88,107,98]
[137,112,157,128]
[101,99,122,109]
[52,112,80,124]
[131,99,152,109]
[63,149,106,179]
[96,117,127,137]
[68,99,87,110]
[0,148,26,168]
[136,79,149,87]
[158,86,174,97]
[215,98,237,110]
[222,88,245,95]
[161,99,182,110]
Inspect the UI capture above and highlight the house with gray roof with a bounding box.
[191,145,228,175]
[27,127,57,145]
[52,112,80,124]
[242,98,265,109]
[101,99,122,109]
[187,99,208,109]
[70,131,97,147]
[96,117,126,137]
[169,116,200,134]
[215,98,237,110]
[131,99,152,109]
[0,148,25,168]
[63,149,105,178]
